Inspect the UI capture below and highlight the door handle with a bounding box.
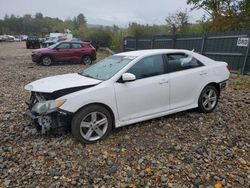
[159,79,169,84]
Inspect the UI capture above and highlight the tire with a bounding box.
[41,56,52,66]
[71,105,112,144]
[198,85,219,113]
[81,55,92,65]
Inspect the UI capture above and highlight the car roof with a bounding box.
[61,41,89,44]
[116,49,216,66]
[116,49,193,57]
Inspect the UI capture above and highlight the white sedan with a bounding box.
[24,49,230,143]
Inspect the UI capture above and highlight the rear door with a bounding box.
[71,43,84,61]
[114,54,170,121]
[166,53,208,109]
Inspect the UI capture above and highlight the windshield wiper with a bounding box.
[78,73,104,81]
[84,74,94,78]
[78,73,95,79]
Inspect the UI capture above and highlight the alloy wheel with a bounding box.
[42,57,52,66]
[202,88,217,111]
[79,112,108,141]
[83,56,92,65]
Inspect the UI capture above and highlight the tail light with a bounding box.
[226,64,230,72]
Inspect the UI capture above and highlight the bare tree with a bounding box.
[165,10,189,35]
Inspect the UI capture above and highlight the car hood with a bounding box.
[25,73,102,93]
[32,48,49,53]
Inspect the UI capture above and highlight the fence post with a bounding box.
[172,34,176,49]
[242,35,250,74]
[123,38,126,51]
[201,33,207,54]
[135,38,138,50]
[151,38,154,49]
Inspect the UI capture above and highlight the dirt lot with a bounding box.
[0,42,249,188]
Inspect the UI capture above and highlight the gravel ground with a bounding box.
[0,42,249,188]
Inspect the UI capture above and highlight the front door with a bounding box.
[114,54,170,121]
[53,43,71,61]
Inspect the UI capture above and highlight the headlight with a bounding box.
[31,99,66,114]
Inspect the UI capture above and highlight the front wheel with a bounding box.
[41,56,52,66]
[81,55,92,65]
[198,85,219,113]
[71,105,112,144]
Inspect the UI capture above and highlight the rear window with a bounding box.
[71,43,82,48]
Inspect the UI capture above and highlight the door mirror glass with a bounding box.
[122,73,136,82]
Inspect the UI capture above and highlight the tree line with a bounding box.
[0,0,249,51]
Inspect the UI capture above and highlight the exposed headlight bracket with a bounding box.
[38,115,52,134]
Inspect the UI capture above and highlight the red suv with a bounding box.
[31,41,96,66]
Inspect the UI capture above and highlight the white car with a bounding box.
[24,49,230,143]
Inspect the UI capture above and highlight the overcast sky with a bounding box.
[0,0,205,26]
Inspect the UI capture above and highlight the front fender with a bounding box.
[58,83,118,122]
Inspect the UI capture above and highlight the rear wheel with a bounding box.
[71,105,112,144]
[41,56,52,66]
[81,55,92,65]
[198,85,219,113]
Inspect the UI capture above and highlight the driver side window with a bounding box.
[127,55,165,79]
[57,43,70,49]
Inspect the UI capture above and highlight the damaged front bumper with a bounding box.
[24,92,72,134]
[24,109,72,134]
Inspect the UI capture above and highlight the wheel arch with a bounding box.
[74,102,116,128]
[39,54,54,62]
[197,82,220,113]
[203,82,221,96]
[82,54,93,60]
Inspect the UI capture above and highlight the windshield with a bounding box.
[48,42,60,49]
[82,56,136,80]
[27,36,38,40]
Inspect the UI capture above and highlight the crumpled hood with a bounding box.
[25,73,102,93]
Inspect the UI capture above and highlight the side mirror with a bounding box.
[122,73,136,82]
